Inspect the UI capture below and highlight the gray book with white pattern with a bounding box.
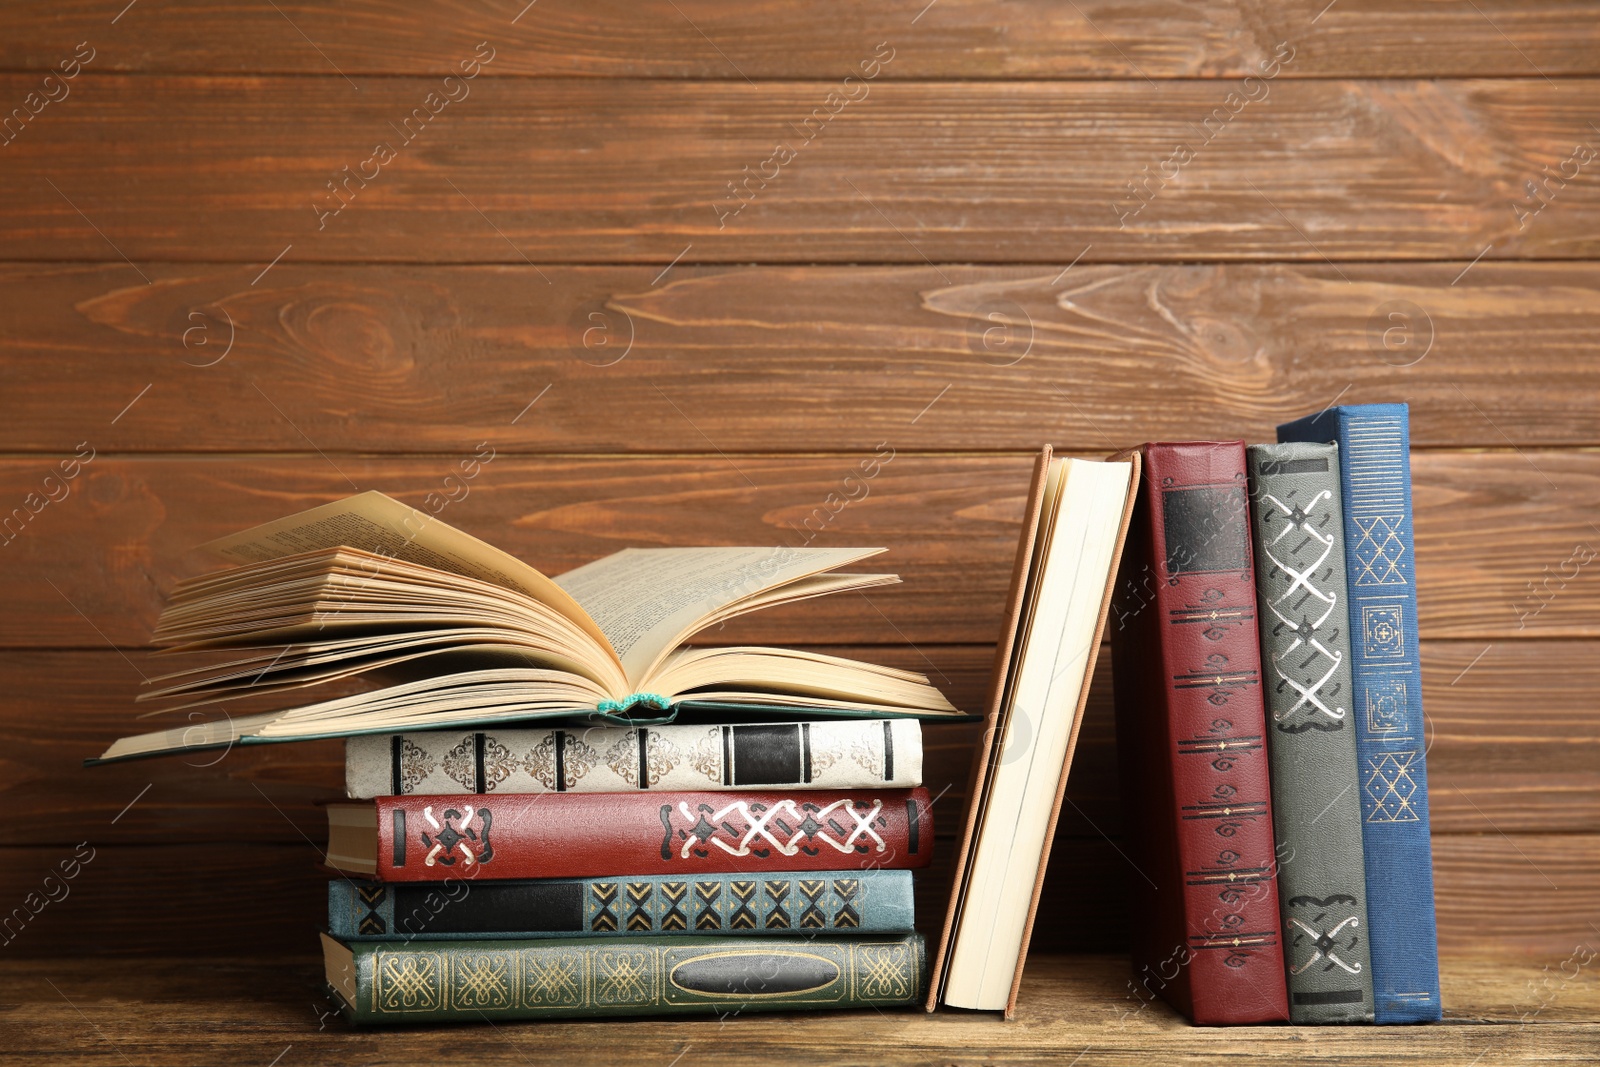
[1247,442,1375,1023]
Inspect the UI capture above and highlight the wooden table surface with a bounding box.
[5,953,1595,1065]
[1,2,1597,1061]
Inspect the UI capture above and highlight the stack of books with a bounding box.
[1109,404,1442,1026]
[91,493,963,1022]
[317,719,933,1022]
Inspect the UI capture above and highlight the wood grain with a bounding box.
[5,2,1599,79]
[7,78,1600,262]
[4,262,1598,454]
[0,833,1592,959]
[0,452,1592,649]
[1,954,1593,1064]
[1030,638,1600,841]
[1033,833,1600,957]
[11,639,1594,845]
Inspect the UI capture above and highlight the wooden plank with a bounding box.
[1042,638,1600,841]
[0,956,1596,1066]
[6,262,1599,454]
[1,833,1593,959]
[5,2,1600,79]
[0,452,1593,648]
[6,77,1600,263]
[1,955,1595,1066]
[1031,834,1600,957]
[11,640,1593,845]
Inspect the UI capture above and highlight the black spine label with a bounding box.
[721,726,732,786]
[473,733,486,794]
[730,724,804,786]
[390,881,584,936]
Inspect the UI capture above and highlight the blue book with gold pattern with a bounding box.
[329,871,915,940]
[1277,403,1442,1023]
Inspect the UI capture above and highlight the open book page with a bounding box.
[198,492,613,656]
[651,646,959,713]
[136,633,614,715]
[96,668,613,763]
[554,546,885,685]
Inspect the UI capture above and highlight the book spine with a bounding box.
[331,932,926,1023]
[1110,441,1289,1025]
[1246,442,1375,1023]
[345,720,923,798]
[369,789,933,881]
[328,870,916,939]
[1279,405,1442,1023]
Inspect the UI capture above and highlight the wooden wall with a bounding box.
[0,1,1596,963]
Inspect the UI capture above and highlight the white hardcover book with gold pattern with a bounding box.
[345,720,922,797]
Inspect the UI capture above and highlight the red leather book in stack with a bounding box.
[325,788,935,880]
[1108,441,1289,1025]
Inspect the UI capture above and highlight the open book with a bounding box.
[91,492,961,764]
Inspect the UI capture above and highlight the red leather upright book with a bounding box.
[326,789,932,882]
[1108,442,1289,1025]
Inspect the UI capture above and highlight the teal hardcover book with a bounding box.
[329,871,916,940]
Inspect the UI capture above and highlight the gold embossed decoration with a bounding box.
[452,951,513,1010]
[396,737,433,794]
[689,726,722,782]
[440,736,476,791]
[856,943,913,1000]
[376,952,443,1012]
[524,733,560,789]
[562,735,598,788]
[594,950,655,1005]
[522,950,584,1007]
[480,736,515,791]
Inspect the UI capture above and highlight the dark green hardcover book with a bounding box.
[328,871,916,939]
[321,931,925,1023]
[1246,442,1375,1022]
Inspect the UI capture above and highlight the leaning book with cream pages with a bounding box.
[90,491,961,764]
[926,447,1139,1017]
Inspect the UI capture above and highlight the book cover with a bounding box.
[321,931,926,1023]
[345,719,923,797]
[327,788,933,881]
[329,870,916,939]
[927,447,1054,1013]
[1277,403,1442,1024]
[1246,442,1375,1022]
[927,449,1140,1017]
[1109,441,1290,1025]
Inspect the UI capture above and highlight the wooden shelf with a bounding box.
[9,952,1592,1064]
